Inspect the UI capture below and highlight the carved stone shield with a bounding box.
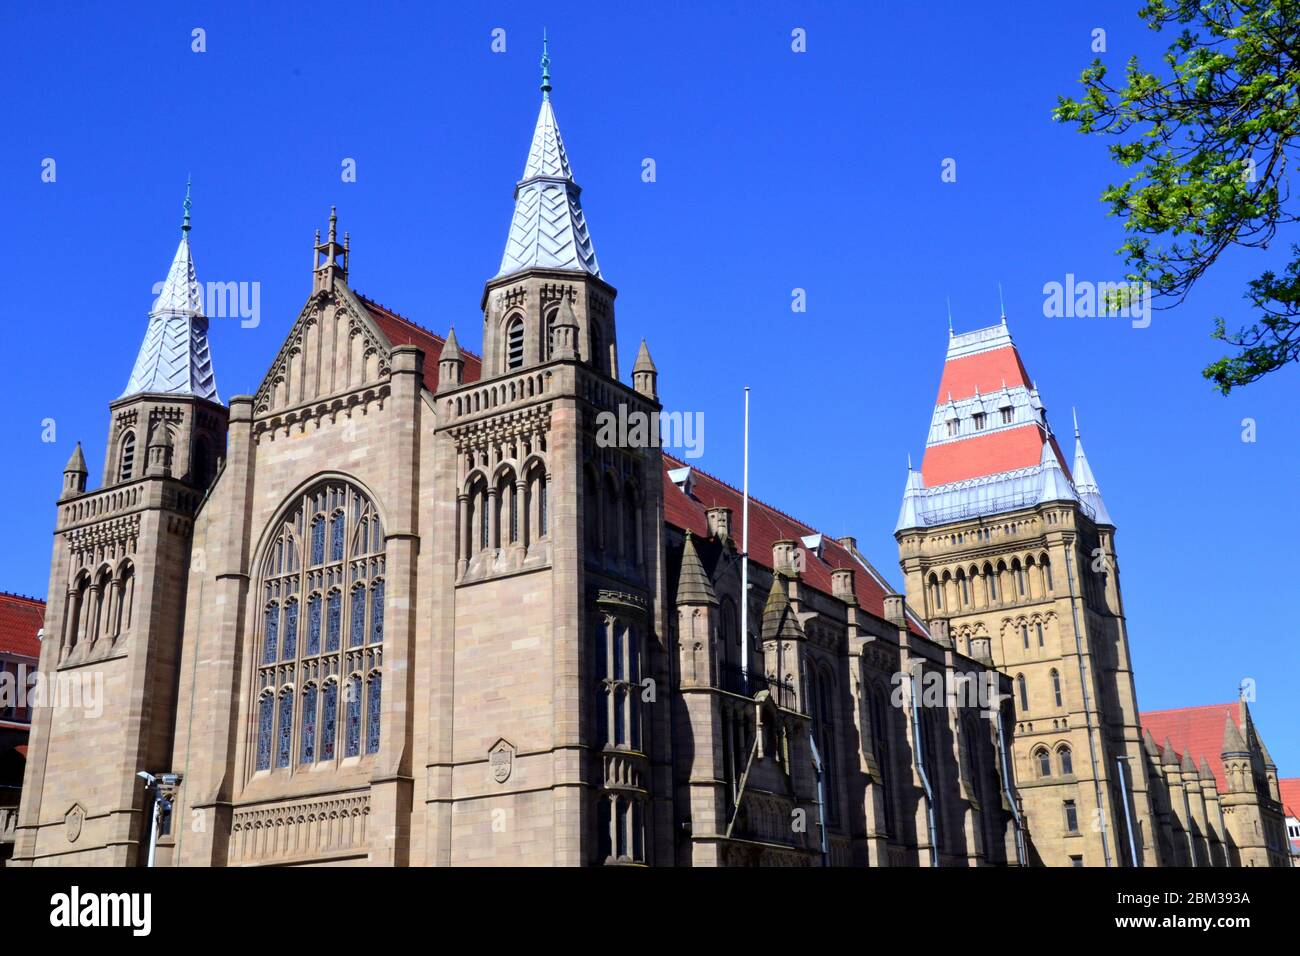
[65,803,85,843]
[489,739,515,785]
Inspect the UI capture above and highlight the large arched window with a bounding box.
[254,481,385,775]
[594,614,642,752]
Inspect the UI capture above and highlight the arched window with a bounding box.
[1042,555,1053,592]
[1036,747,1052,777]
[1013,560,1026,597]
[1059,745,1073,775]
[958,570,969,606]
[1036,622,1045,647]
[1021,623,1030,649]
[118,432,136,482]
[506,315,525,370]
[114,560,135,639]
[366,671,382,754]
[255,481,385,773]
[1051,668,1063,708]
[524,463,548,544]
[984,563,998,602]
[544,308,558,360]
[928,574,942,612]
[595,613,642,752]
[1017,673,1029,712]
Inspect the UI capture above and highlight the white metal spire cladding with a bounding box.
[121,186,220,402]
[495,47,601,280]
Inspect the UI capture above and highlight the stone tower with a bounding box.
[12,190,228,864]
[895,318,1158,866]
[425,43,667,865]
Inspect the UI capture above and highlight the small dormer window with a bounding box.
[1001,407,1013,425]
[973,412,987,431]
[946,420,958,437]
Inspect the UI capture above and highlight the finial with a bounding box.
[946,296,954,336]
[540,29,552,99]
[182,176,192,235]
[998,281,1006,320]
[907,452,913,471]
[328,205,338,243]
[1072,406,1080,439]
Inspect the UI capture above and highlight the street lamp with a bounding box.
[137,771,181,868]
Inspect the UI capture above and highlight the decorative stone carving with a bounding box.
[65,803,85,843]
[489,738,516,785]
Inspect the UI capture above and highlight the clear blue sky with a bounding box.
[1,2,1295,770]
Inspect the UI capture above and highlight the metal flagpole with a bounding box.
[740,386,750,692]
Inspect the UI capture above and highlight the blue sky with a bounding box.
[1,2,1295,770]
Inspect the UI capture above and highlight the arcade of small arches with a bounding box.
[1029,742,1075,778]
[251,480,386,777]
[62,557,136,659]
[925,551,1055,617]
[460,455,550,566]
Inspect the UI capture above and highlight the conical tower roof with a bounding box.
[121,183,220,401]
[1222,714,1249,755]
[495,38,601,280]
[63,441,87,475]
[1072,410,1113,525]
[441,325,462,362]
[675,532,717,606]
[632,339,656,374]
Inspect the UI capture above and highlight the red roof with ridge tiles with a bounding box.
[662,456,926,636]
[0,592,44,660]
[357,295,483,387]
[1141,702,1245,794]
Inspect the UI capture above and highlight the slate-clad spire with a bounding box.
[121,183,220,402]
[675,532,717,606]
[895,458,925,532]
[495,39,601,280]
[1072,410,1113,525]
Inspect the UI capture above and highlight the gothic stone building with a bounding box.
[10,75,1285,869]
[11,77,1023,868]
[895,324,1289,867]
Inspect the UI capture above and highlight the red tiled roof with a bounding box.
[662,456,926,636]
[935,345,1032,405]
[0,592,44,660]
[356,295,483,388]
[1279,778,1300,820]
[1141,702,1243,794]
[922,426,1072,486]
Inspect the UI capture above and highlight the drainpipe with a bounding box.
[1115,755,1140,867]
[996,709,1027,866]
[809,732,829,867]
[909,670,939,867]
[1063,548,1113,867]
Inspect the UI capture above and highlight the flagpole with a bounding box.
[740,386,750,692]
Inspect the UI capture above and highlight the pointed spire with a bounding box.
[946,297,954,336]
[441,325,462,362]
[895,460,926,532]
[496,38,600,281]
[675,532,717,606]
[121,184,220,402]
[1142,728,1160,758]
[1222,713,1248,756]
[1071,411,1113,525]
[1037,441,1077,505]
[998,282,1006,320]
[63,442,87,476]
[1180,751,1198,775]
[761,572,796,642]
[632,339,657,400]
[1160,738,1179,768]
[1199,757,1217,785]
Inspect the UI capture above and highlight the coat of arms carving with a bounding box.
[489,738,515,785]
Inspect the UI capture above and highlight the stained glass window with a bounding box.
[306,594,321,656]
[350,586,366,648]
[345,675,362,757]
[366,673,382,754]
[276,692,292,769]
[258,482,386,771]
[300,684,318,764]
[321,682,338,761]
[326,591,341,651]
[263,604,279,664]
[311,515,325,566]
[283,600,298,660]
[256,694,273,771]
[370,580,384,644]
[330,512,345,562]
